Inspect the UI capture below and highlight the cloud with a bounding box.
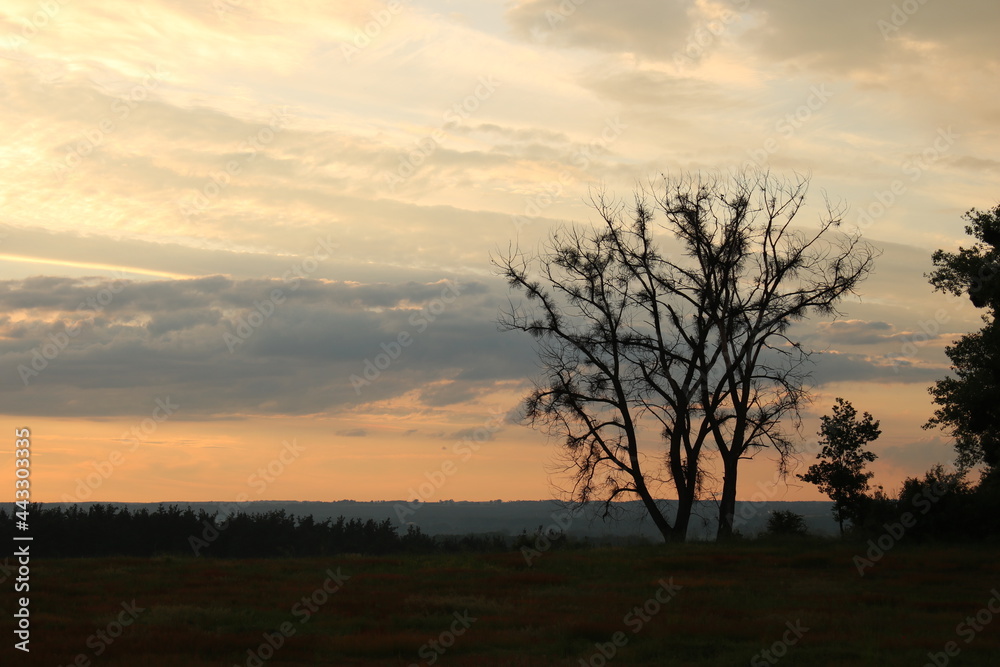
[807,350,944,386]
[740,0,892,73]
[0,274,537,418]
[742,0,1000,73]
[418,380,492,407]
[806,316,962,371]
[336,428,368,437]
[456,123,572,145]
[448,426,499,442]
[577,66,732,110]
[880,434,958,473]
[815,319,895,345]
[506,0,693,59]
[947,155,1000,175]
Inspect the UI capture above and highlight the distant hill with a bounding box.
[32,499,839,540]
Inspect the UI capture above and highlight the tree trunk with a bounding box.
[716,457,740,540]
[635,487,678,543]
[634,462,693,543]
[672,490,693,542]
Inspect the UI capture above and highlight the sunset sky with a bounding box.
[2,0,998,507]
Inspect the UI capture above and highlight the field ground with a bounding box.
[7,540,1000,666]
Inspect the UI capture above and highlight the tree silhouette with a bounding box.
[798,398,881,536]
[925,205,1000,471]
[766,510,808,537]
[497,170,877,541]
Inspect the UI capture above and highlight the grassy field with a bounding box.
[8,539,1000,666]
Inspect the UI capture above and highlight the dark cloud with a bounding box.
[0,275,536,418]
[506,0,1000,81]
[808,350,943,386]
[0,274,485,316]
[740,0,890,72]
[418,381,490,407]
[744,0,1000,72]
[146,308,224,337]
[814,319,895,345]
[804,317,961,370]
[0,234,964,421]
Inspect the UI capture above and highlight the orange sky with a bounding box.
[15,379,963,505]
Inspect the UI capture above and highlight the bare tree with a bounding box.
[496,170,877,541]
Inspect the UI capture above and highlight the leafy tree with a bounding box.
[798,398,881,536]
[496,170,876,542]
[925,205,1000,470]
[897,464,975,541]
[849,484,897,536]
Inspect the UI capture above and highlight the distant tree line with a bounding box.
[1,504,522,558]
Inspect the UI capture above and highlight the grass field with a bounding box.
[9,540,1000,666]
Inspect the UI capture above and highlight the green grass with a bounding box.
[8,540,1000,665]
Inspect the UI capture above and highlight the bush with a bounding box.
[896,464,977,541]
[849,485,898,537]
[766,511,808,537]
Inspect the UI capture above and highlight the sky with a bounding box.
[1,0,998,508]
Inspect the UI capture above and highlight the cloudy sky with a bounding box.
[2,0,997,507]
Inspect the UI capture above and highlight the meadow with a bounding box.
[11,540,1000,666]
